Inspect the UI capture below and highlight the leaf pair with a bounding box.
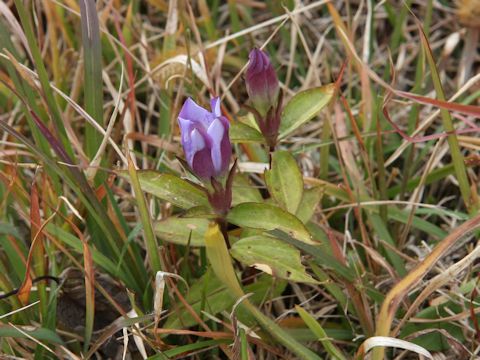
[231,84,335,143]
[123,169,318,284]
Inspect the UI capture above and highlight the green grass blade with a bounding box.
[12,0,75,160]
[127,154,163,274]
[416,18,476,213]
[79,0,104,160]
[296,306,347,360]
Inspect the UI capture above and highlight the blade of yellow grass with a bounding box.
[372,213,480,359]
[204,223,245,299]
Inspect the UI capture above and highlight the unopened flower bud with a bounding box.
[245,49,279,116]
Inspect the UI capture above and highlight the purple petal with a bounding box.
[178,98,210,125]
[207,118,225,173]
[210,97,221,117]
[248,49,266,75]
[220,132,231,173]
[191,147,215,179]
[218,115,229,130]
[245,49,279,115]
[177,96,232,179]
[185,128,206,166]
[178,118,192,142]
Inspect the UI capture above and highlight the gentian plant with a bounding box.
[125,48,336,359]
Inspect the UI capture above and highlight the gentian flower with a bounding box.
[245,48,279,116]
[178,97,231,180]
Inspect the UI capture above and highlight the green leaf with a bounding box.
[227,203,314,244]
[265,151,303,214]
[296,187,324,223]
[154,217,209,246]
[118,170,209,209]
[181,206,217,219]
[230,120,264,143]
[269,229,356,282]
[279,84,335,139]
[232,173,263,206]
[231,235,318,283]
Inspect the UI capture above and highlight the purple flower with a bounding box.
[178,97,231,180]
[245,49,279,115]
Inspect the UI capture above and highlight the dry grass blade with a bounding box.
[393,239,480,336]
[153,271,165,331]
[373,213,480,359]
[357,336,432,359]
[126,309,148,359]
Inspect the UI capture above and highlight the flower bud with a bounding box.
[178,97,231,179]
[245,49,279,116]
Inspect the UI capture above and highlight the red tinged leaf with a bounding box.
[16,272,32,305]
[18,181,45,305]
[83,240,95,351]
